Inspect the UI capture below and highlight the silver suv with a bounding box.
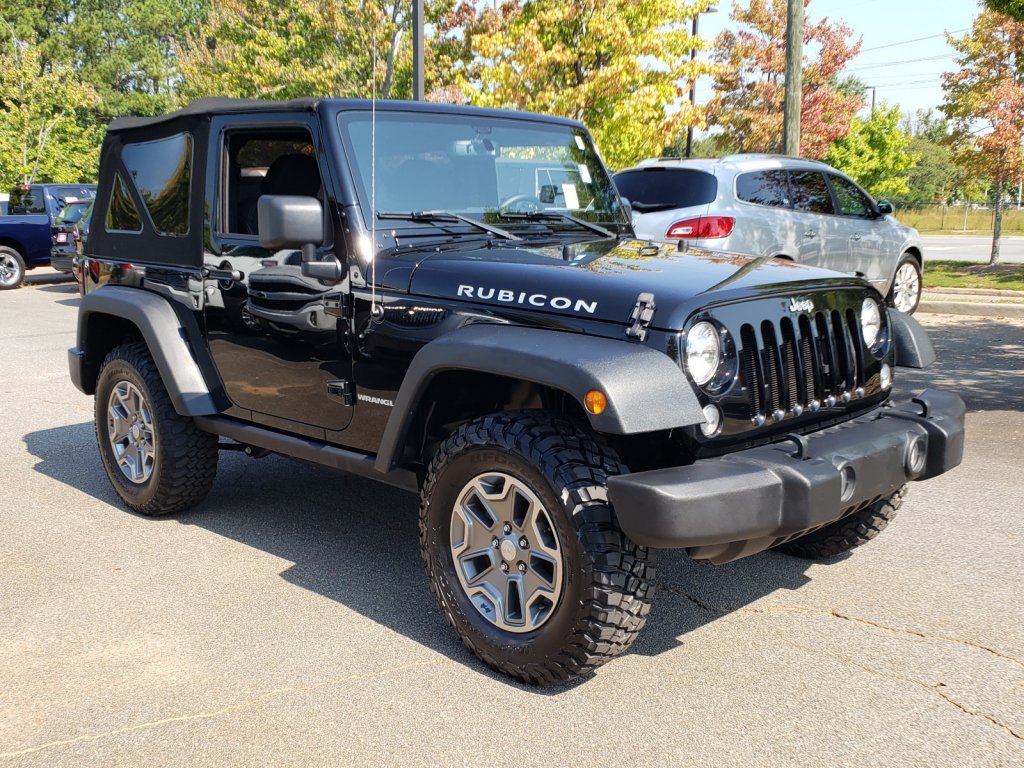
[614,155,924,313]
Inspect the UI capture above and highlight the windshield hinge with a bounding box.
[626,292,656,342]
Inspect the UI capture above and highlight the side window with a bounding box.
[828,175,874,218]
[789,171,834,215]
[120,133,193,236]
[221,130,323,237]
[105,171,143,233]
[736,170,790,207]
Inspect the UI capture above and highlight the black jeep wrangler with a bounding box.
[69,98,965,684]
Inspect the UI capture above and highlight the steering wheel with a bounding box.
[499,194,544,214]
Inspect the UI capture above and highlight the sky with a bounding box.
[695,0,985,124]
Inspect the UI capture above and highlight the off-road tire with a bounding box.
[0,246,26,290]
[420,411,656,685]
[95,342,219,516]
[777,486,905,560]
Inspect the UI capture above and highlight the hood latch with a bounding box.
[626,292,656,342]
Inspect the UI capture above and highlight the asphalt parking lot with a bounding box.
[2,273,1022,767]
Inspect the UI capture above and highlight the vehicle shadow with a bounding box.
[25,272,75,288]
[23,422,816,691]
[899,315,1024,411]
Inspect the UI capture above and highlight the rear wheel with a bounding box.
[0,247,26,290]
[420,411,656,685]
[888,255,922,314]
[776,486,905,560]
[95,342,219,516]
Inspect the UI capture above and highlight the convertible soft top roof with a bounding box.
[107,97,322,132]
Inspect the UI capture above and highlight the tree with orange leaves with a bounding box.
[942,10,1024,264]
[707,0,863,158]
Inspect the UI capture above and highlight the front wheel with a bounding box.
[0,247,26,290]
[776,486,905,560]
[888,255,922,314]
[420,411,656,685]
[95,343,219,516]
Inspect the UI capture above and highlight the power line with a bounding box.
[845,53,953,72]
[858,28,968,53]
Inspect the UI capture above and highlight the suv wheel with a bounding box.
[776,486,905,559]
[95,342,219,516]
[888,255,922,314]
[0,247,26,290]
[420,411,656,685]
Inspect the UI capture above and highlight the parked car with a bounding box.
[615,155,925,313]
[0,184,97,289]
[50,201,94,276]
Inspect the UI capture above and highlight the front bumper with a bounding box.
[607,389,965,564]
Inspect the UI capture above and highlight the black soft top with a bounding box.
[107,97,322,132]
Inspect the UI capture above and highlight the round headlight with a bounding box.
[861,298,882,349]
[686,321,722,386]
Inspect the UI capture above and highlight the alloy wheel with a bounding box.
[449,472,563,633]
[0,253,22,288]
[892,262,921,313]
[107,381,157,484]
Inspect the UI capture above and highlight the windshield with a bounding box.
[338,110,627,233]
[56,201,92,224]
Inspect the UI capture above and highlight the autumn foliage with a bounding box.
[708,0,863,158]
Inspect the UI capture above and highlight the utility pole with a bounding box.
[685,13,699,158]
[412,0,424,101]
[782,0,803,156]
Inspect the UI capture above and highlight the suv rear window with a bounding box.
[736,171,790,207]
[613,168,717,210]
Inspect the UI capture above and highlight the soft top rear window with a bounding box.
[613,168,717,210]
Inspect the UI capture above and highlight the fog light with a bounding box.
[584,389,607,415]
[700,404,722,437]
[906,435,928,476]
[880,363,892,390]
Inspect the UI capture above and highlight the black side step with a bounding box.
[194,415,419,493]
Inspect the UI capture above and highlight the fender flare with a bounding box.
[374,323,703,473]
[889,310,936,369]
[76,285,221,416]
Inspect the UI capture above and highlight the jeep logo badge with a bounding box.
[788,297,814,313]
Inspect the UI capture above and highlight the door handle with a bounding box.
[804,230,817,238]
[851,233,862,241]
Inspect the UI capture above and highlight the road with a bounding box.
[921,235,1024,264]
[1,280,1022,767]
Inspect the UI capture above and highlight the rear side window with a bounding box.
[613,169,717,210]
[789,171,834,214]
[119,132,193,236]
[736,171,790,207]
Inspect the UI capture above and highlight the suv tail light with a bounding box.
[666,216,735,239]
[55,232,68,244]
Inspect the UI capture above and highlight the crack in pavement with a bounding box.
[785,639,1024,743]
[0,658,443,760]
[659,584,1024,671]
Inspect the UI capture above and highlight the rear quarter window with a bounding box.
[736,170,790,207]
[118,132,194,236]
[613,168,717,210]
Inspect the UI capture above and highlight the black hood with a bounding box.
[405,239,868,330]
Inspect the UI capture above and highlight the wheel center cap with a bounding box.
[131,424,142,440]
[499,539,517,562]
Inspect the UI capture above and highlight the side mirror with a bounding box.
[876,200,894,216]
[539,184,558,204]
[257,195,324,249]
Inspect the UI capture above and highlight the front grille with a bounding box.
[739,309,867,421]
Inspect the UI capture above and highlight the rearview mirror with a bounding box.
[876,200,894,216]
[257,195,324,250]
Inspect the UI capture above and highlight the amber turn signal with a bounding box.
[584,389,607,415]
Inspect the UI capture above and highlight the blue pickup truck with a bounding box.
[0,184,96,289]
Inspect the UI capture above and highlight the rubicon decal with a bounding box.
[457,285,598,314]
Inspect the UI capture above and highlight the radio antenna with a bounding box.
[369,39,383,322]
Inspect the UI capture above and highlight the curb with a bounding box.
[928,287,1024,298]
[918,299,1024,318]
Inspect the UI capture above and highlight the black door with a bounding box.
[202,114,354,439]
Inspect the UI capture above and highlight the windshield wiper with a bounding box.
[378,211,520,241]
[498,211,616,240]
[630,201,677,212]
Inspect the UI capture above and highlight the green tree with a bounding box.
[0,41,101,187]
[942,10,1024,263]
[466,0,720,170]
[824,104,917,200]
[709,0,864,158]
[985,0,1024,20]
